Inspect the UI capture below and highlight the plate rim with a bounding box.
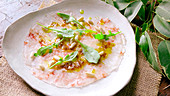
[2,0,136,95]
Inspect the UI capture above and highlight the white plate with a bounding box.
[3,0,136,95]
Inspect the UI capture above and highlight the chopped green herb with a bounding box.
[50,51,78,69]
[34,45,53,57]
[34,38,64,57]
[77,40,100,64]
[50,59,63,69]
[64,50,78,61]
[93,31,121,40]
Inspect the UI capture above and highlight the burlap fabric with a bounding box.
[0,1,162,96]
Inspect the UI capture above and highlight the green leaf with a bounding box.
[54,38,64,47]
[111,0,136,10]
[162,0,170,1]
[57,13,86,29]
[57,29,75,38]
[37,23,61,32]
[93,31,121,40]
[93,32,105,40]
[124,1,143,22]
[114,2,131,10]
[37,23,75,38]
[142,23,148,32]
[77,40,100,64]
[37,23,97,37]
[34,38,64,56]
[75,29,97,35]
[135,27,140,44]
[145,1,155,22]
[50,50,78,69]
[156,1,170,22]
[50,60,63,69]
[153,15,170,38]
[112,1,119,9]
[105,31,121,40]
[37,23,59,32]
[138,5,145,21]
[105,0,114,5]
[139,31,162,73]
[157,0,162,3]
[116,0,135,2]
[57,13,70,21]
[34,45,53,57]
[84,29,97,33]
[141,0,148,5]
[64,51,78,61]
[158,40,170,80]
[139,34,149,56]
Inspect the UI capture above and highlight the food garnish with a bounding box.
[93,31,121,40]
[37,23,96,36]
[34,38,64,56]
[57,13,86,29]
[50,50,78,68]
[77,40,100,64]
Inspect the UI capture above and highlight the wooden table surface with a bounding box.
[0,0,169,95]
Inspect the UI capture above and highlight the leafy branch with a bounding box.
[103,0,170,79]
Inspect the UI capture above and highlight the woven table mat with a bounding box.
[0,0,162,96]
